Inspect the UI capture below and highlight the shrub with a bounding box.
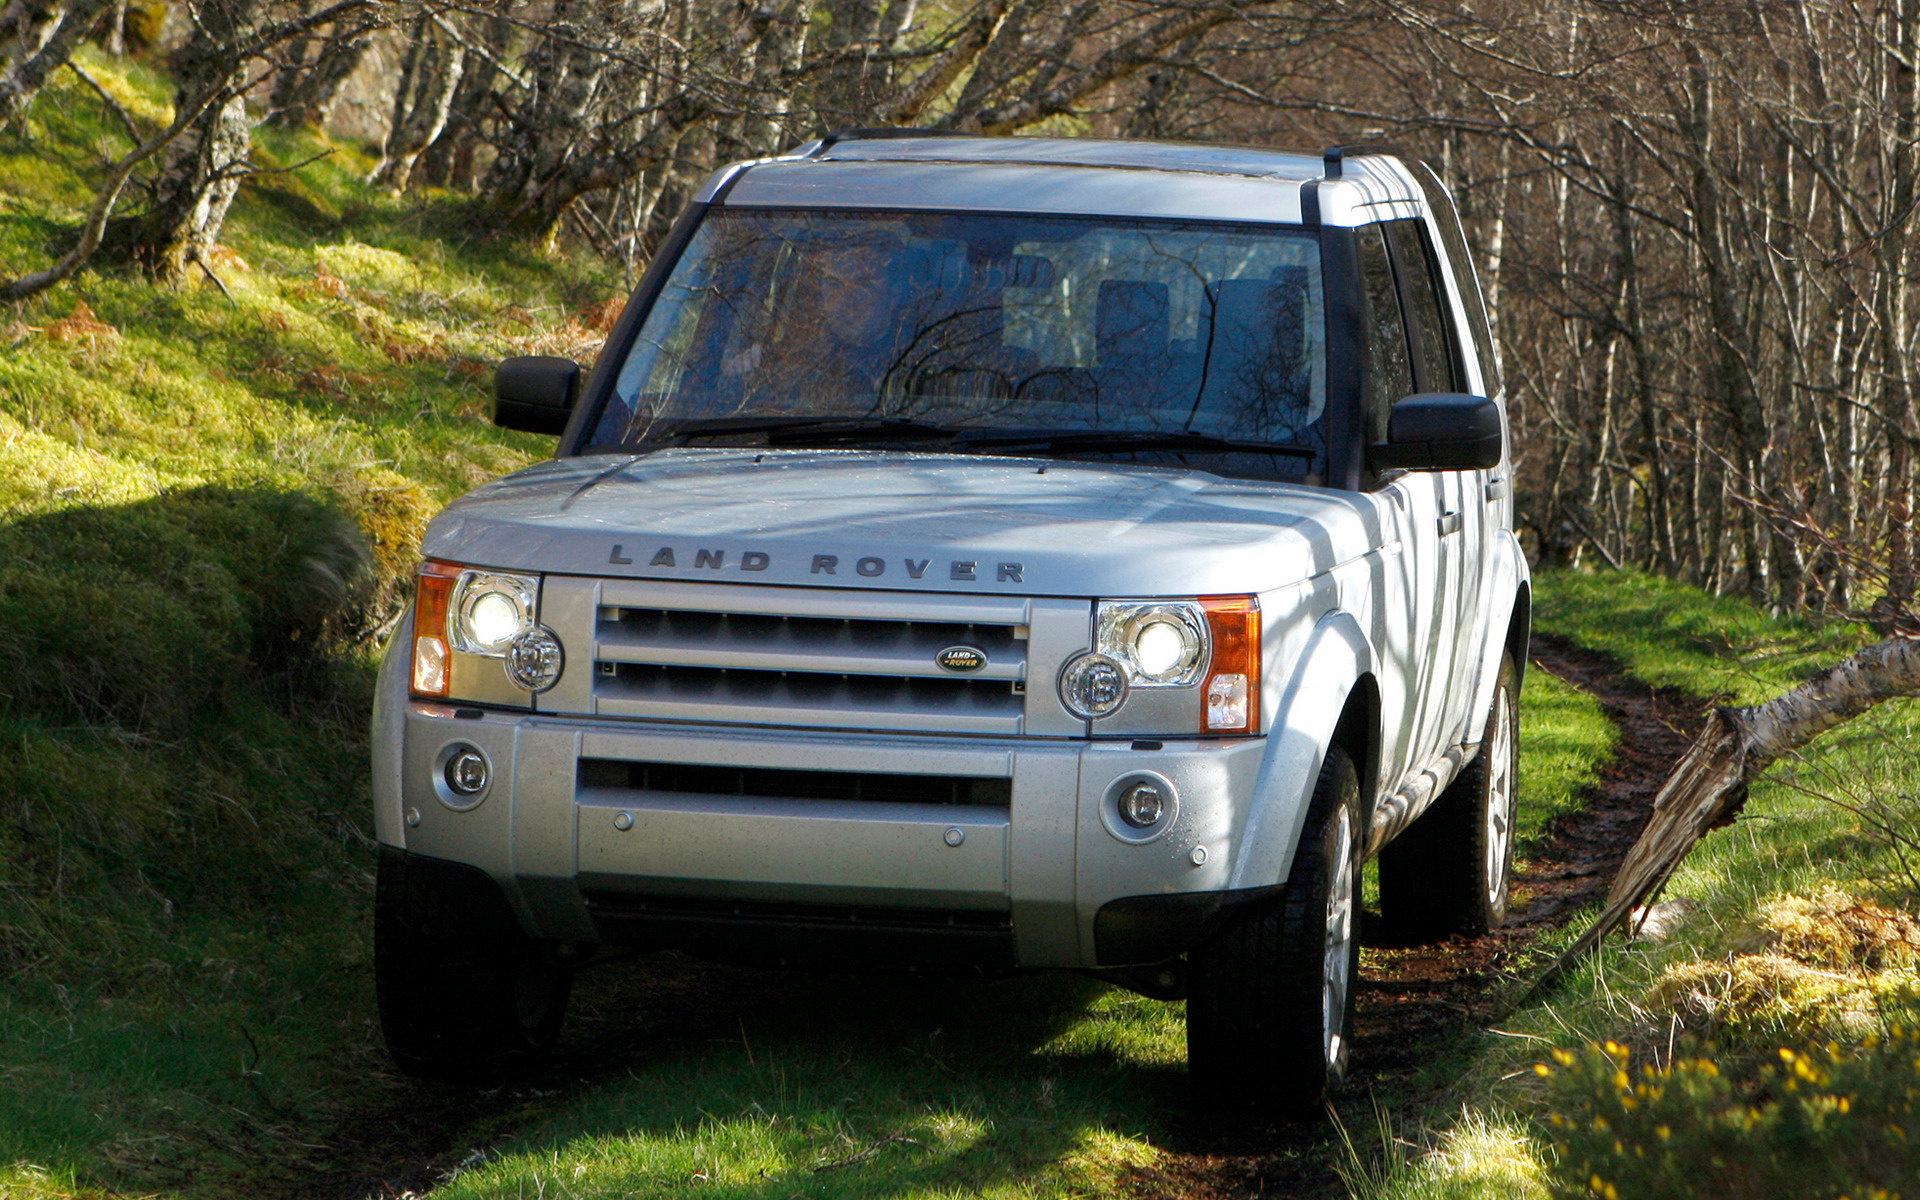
[1537,1035,1920,1199]
[0,485,369,733]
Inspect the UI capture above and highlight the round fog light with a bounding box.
[445,747,489,795]
[1118,780,1166,828]
[1059,653,1130,719]
[506,626,565,692]
[1101,771,1179,844]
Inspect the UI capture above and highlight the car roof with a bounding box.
[804,133,1330,180]
[699,133,1429,228]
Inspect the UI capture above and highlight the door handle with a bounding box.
[1437,510,1462,537]
[1484,476,1508,503]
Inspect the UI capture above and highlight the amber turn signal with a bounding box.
[1200,596,1260,733]
[410,560,463,698]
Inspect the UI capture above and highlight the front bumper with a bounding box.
[380,703,1277,970]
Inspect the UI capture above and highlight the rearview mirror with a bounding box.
[1372,392,1503,471]
[493,356,580,436]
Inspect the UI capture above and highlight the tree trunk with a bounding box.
[0,0,116,125]
[267,20,372,131]
[131,0,264,282]
[1538,634,1920,993]
[369,17,465,191]
[415,10,509,190]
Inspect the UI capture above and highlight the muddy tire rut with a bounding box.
[255,636,1701,1200]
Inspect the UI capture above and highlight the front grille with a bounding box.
[578,759,1012,807]
[588,581,1037,733]
[584,892,1012,932]
[582,890,1017,968]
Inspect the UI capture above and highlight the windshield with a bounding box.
[592,208,1328,479]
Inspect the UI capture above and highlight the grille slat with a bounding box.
[590,584,1034,732]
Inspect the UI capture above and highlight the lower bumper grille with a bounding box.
[584,891,1015,968]
[577,760,1011,807]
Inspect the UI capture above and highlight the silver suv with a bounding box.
[371,132,1530,1116]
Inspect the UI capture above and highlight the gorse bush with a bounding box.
[1538,1034,1920,1199]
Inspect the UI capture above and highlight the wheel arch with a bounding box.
[1331,672,1381,835]
[1507,579,1532,690]
[1228,610,1377,892]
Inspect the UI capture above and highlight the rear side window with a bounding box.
[1382,219,1464,394]
[1415,162,1501,398]
[1358,224,1410,446]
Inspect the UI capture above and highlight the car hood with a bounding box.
[422,449,1387,597]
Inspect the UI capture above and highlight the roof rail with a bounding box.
[811,127,974,155]
[1322,142,1408,178]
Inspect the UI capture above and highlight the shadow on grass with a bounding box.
[286,954,1219,1200]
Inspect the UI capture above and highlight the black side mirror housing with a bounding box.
[493,356,580,435]
[1372,392,1503,471]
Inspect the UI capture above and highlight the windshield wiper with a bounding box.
[640,416,957,447]
[956,429,1319,460]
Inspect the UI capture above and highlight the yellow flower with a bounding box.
[1536,1063,1553,1077]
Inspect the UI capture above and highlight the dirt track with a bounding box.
[265,636,1702,1200]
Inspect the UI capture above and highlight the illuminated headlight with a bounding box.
[1097,602,1209,686]
[1060,596,1261,733]
[410,561,557,702]
[451,572,538,655]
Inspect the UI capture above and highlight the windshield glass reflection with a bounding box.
[595,209,1328,478]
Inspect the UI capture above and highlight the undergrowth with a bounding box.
[1352,569,1920,1200]
[0,47,623,1197]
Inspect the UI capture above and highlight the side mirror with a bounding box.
[1372,392,1503,471]
[493,356,580,435]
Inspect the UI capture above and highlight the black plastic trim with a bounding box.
[381,846,522,937]
[813,127,976,154]
[1092,885,1283,966]
[585,891,1016,970]
[1324,142,1411,179]
[1320,226,1368,491]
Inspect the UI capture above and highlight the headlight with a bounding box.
[1059,652,1130,719]
[410,561,561,701]
[451,572,538,655]
[1096,602,1209,686]
[1060,596,1260,733]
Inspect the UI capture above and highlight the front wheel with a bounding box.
[1379,650,1520,941]
[375,848,573,1084]
[1187,744,1362,1118]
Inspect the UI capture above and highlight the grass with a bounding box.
[1516,665,1615,855]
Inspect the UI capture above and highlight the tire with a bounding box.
[1378,650,1520,942]
[375,847,572,1084]
[1187,744,1362,1119]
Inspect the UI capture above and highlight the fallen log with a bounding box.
[1533,634,1920,994]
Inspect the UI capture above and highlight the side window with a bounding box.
[1383,219,1464,395]
[1416,163,1502,398]
[1358,224,1410,446]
